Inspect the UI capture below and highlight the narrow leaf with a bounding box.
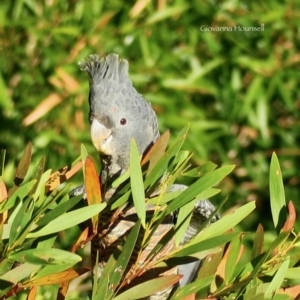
[23,267,89,286]
[269,153,286,232]
[45,161,82,192]
[141,130,170,174]
[8,142,32,197]
[9,248,81,265]
[113,275,181,300]
[85,156,102,230]
[191,201,256,243]
[166,165,235,214]
[265,257,290,298]
[252,224,264,259]
[27,204,106,238]
[130,139,146,228]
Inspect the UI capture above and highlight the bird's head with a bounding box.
[79,54,160,174]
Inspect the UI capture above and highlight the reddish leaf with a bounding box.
[0,179,7,202]
[45,161,82,192]
[282,201,296,232]
[279,284,300,298]
[84,156,102,231]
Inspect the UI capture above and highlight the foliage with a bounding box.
[0,129,299,299]
[0,0,299,233]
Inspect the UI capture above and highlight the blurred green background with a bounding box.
[1,0,300,234]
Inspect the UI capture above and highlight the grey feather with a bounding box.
[79,54,159,178]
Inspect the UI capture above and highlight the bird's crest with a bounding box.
[79,54,130,85]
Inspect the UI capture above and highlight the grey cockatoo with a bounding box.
[77,54,219,299]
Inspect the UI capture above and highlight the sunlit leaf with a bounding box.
[9,248,81,265]
[85,156,102,230]
[269,153,286,233]
[130,139,146,228]
[113,275,182,300]
[27,203,106,238]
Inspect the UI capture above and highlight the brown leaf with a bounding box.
[22,93,62,126]
[22,268,90,287]
[85,156,102,231]
[279,284,300,298]
[282,201,296,232]
[56,68,80,94]
[45,161,82,193]
[71,227,89,253]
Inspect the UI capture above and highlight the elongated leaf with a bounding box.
[8,142,32,197]
[0,263,41,284]
[27,203,106,238]
[172,232,238,258]
[85,156,102,230]
[252,224,264,260]
[191,201,256,244]
[113,275,181,300]
[33,169,52,205]
[182,161,217,177]
[9,197,35,249]
[9,248,81,265]
[130,139,146,228]
[0,180,36,213]
[141,130,170,173]
[23,267,89,286]
[265,256,290,298]
[144,124,189,190]
[45,161,82,192]
[166,165,235,214]
[110,220,141,296]
[269,153,286,233]
[171,276,213,300]
[37,195,82,227]
[29,156,46,198]
[224,235,243,284]
[175,200,195,246]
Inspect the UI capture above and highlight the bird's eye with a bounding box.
[120,118,127,125]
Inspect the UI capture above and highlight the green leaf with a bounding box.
[113,275,181,300]
[144,124,189,190]
[9,248,81,265]
[225,235,243,284]
[0,263,41,284]
[172,232,238,258]
[171,276,213,300]
[9,197,35,249]
[191,201,256,243]
[130,139,146,228]
[269,153,286,233]
[110,220,141,296]
[0,180,36,213]
[182,161,217,177]
[27,203,106,238]
[37,195,82,227]
[166,165,235,214]
[264,256,290,298]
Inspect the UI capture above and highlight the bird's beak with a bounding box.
[90,119,113,155]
